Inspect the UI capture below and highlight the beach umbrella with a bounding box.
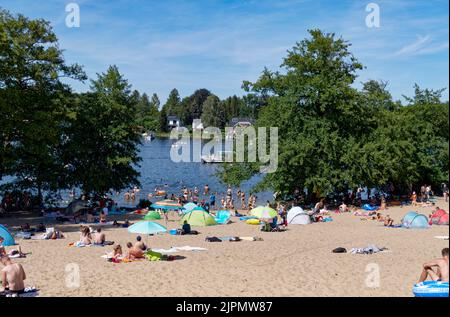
[127,221,167,235]
[250,206,277,219]
[143,210,161,220]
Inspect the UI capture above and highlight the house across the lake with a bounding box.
[229,117,254,129]
[167,116,181,129]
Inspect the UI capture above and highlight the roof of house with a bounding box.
[229,117,255,126]
[167,115,180,121]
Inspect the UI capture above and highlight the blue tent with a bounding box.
[402,211,419,224]
[215,210,231,224]
[0,225,15,246]
[402,212,430,229]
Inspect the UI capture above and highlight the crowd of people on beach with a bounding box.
[0,181,449,297]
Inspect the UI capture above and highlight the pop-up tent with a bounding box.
[402,212,430,229]
[287,207,311,225]
[181,207,217,227]
[214,210,231,224]
[430,209,449,225]
[143,210,162,220]
[0,224,15,246]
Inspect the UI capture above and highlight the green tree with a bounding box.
[0,9,85,202]
[180,89,211,126]
[201,95,226,128]
[220,29,367,197]
[63,66,141,196]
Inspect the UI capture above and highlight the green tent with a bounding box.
[180,208,217,227]
[144,210,162,220]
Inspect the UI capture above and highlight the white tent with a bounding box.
[287,206,311,225]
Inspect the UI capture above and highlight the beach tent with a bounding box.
[214,210,231,224]
[65,199,89,215]
[287,207,311,225]
[430,209,449,225]
[143,210,161,220]
[402,212,430,229]
[181,208,217,227]
[0,225,15,246]
[402,211,419,224]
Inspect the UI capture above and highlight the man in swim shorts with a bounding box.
[1,255,26,295]
[418,248,449,282]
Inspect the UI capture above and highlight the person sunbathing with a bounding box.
[383,215,394,227]
[181,221,191,235]
[339,202,349,213]
[418,248,449,283]
[125,242,144,260]
[134,236,147,251]
[79,227,92,245]
[1,255,26,295]
[93,228,105,245]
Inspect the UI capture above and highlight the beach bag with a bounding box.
[332,247,347,253]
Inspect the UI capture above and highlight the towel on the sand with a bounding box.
[0,286,38,297]
[151,246,208,254]
[218,236,240,242]
[239,236,263,241]
[350,244,388,254]
[435,236,449,240]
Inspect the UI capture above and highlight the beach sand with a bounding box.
[1,199,448,297]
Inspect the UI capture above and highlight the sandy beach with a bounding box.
[1,199,448,297]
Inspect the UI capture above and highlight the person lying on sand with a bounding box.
[125,242,144,260]
[0,255,26,295]
[134,236,147,251]
[93,228,105,245]
[418,248,449,283]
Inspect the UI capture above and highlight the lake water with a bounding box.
[0,137,272,207]
[108,137,273,206]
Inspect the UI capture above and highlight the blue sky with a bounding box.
[1,0,448,103]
